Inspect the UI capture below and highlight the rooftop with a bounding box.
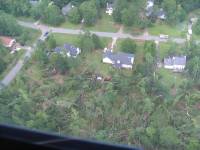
[164,56,186,66]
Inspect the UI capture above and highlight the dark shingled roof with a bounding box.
[54,44,80,57]
[103,51,134,68]
[164,56,186,66]
[63,44,79,57]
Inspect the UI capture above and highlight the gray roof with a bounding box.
[164,56,186,66]
[62,3,72,15]
[54,47,62,53]
[64,44,79,57]
[107,3,114,9]
[103,51,134,68]
[157,8,166,19]
[54,44,79,57]
[29,0,39,5]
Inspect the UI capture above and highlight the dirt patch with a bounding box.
[175,101,186,111]
[195,102,200,110]
[114,24,121,30]
[51,73,65,85]
[26,68,43,85]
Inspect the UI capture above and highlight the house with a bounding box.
[157,8,166,20]
[164,56,186,72]
[102,49,134,69]
[0,36,16,48]
[62,3,74,16]
[105,2,114,15]
[54,44,81,58]
[29,0,39,6]
[64,44,81,58]
[0,36,21,53]
[146,0,154,17]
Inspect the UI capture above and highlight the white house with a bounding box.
[103,49,134,69]
[164,56,186,72]
[146,0,154,17]
[105,3,114,15]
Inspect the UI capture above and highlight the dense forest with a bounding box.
[0,0,200,150]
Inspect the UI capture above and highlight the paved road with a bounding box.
[0,20,197,90]
[18,21,187,44]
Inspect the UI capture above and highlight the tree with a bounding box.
[162,0,177,24]
[92,34,103,49]
[78,31,95,52]
[120,38,137,53]
[33,46,48,65]
[52,0,70,8]
[187,138,200,150]
[160,126,180,148]
[68,7,81,24]
[144,41,156,57]
[112,0,128,23]
[187,56,200,81]
[47,35,57,49]
[176,5,187,23]
[0,0,31,16]
[0,57,6,74]
[43,4,64,26]
[193,19,200,35]
[0,11,22,36]
[121,5,139,26]
[79,0,98,26]
[49,53,69,74]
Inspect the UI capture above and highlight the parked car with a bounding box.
[159,34,169,39]
[44,31,49,37]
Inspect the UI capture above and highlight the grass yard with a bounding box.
[52,33,112,48]
[115,39,145,65]
[158,42,186,59]
[148,22,187,37]
[60,21,82,29]
[60,12,119,32]
[24,28,41,45]
[53,33,79,46]
[83,12,119,32]
[82,50,114,76]
[17,16,36,22]
[124,26,145,35]
[157,68,185,89]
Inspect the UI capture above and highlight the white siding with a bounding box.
[122,64,132,69]
[103,57,113,64]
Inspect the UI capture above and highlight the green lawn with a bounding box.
[159,42,185,59]
[60,11,119,32]
[157,68,184,89]
[17,16,36,22]
[52,33,111,48]
[83,50,114,76]
[83,12,119,32]
[60,21,82,29]
[53,33,79,46]
[148,22,187,37]
[25,28,41,45]
[124,26,145,35]
[115,39,145,64]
